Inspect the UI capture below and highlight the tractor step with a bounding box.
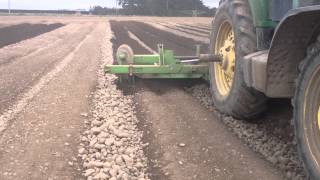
[243,50,268,93]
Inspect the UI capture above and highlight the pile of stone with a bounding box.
[78,25,149,180]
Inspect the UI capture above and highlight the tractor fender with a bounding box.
[266,5,320,97]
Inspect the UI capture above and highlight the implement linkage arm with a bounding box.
[105,44,221,79]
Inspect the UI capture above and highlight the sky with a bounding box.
[0,0,219,10]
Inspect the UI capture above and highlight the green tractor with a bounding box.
[210,0,320,178]
[106,0,320,178]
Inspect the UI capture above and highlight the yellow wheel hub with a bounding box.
[214,21,235,97]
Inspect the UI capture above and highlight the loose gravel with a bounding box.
[186,84,306,180]
[78,23,149,180]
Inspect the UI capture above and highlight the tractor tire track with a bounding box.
[110,20,151,56]
[119,21,208,56]
[158,23,209,39]
[146,21,210,44]
[175,24,210,34]
[180,24,211,32]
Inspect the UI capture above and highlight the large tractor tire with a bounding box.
[209,0,266,119]
[294,35,320,179]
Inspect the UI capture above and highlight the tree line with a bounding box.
[90,0,216,17]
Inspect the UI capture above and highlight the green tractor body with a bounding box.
[249,0,320,28]
[243,0,320,98]
[244,1,320,179]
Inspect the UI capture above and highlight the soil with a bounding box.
[0,17,106,180]
[0,23,64,48]
[179,24,211,32]
[0,23,92,114]
[159,23,209,38]
[0,16,295,180]
[135,79,283,180]
[113,21,208,56]
[175,24,210,34]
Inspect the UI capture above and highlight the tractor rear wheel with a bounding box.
[209,0,266,119]
[294,36,320,179]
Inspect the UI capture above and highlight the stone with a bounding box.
[93,172,108,179]
[113,129,130,138]
[81,113,89,117]
[103,162,112,168]
[78,148,86,154]
[115,156,124,166]
[92,120,103,126]
[122,155,134,167]
[84,169,95,177]
[91,127,101,135]
[109,169,117,177]
[105,138,115,146]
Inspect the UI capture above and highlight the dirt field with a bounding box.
[0,15,303,180]
[0,23,64,48]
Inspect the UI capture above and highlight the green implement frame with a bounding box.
[105,44,221,80]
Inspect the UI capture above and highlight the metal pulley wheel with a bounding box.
[114,44,135,84]
[116,44,134,65]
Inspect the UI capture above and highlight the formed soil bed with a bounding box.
[0,23,64,48]
[112,21,208,56]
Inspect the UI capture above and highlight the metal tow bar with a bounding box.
[105,44,222,81]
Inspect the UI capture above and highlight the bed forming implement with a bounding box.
[104,44,222,80]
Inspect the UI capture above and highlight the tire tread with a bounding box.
[210,0,266,119]
[293,34,320,180]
